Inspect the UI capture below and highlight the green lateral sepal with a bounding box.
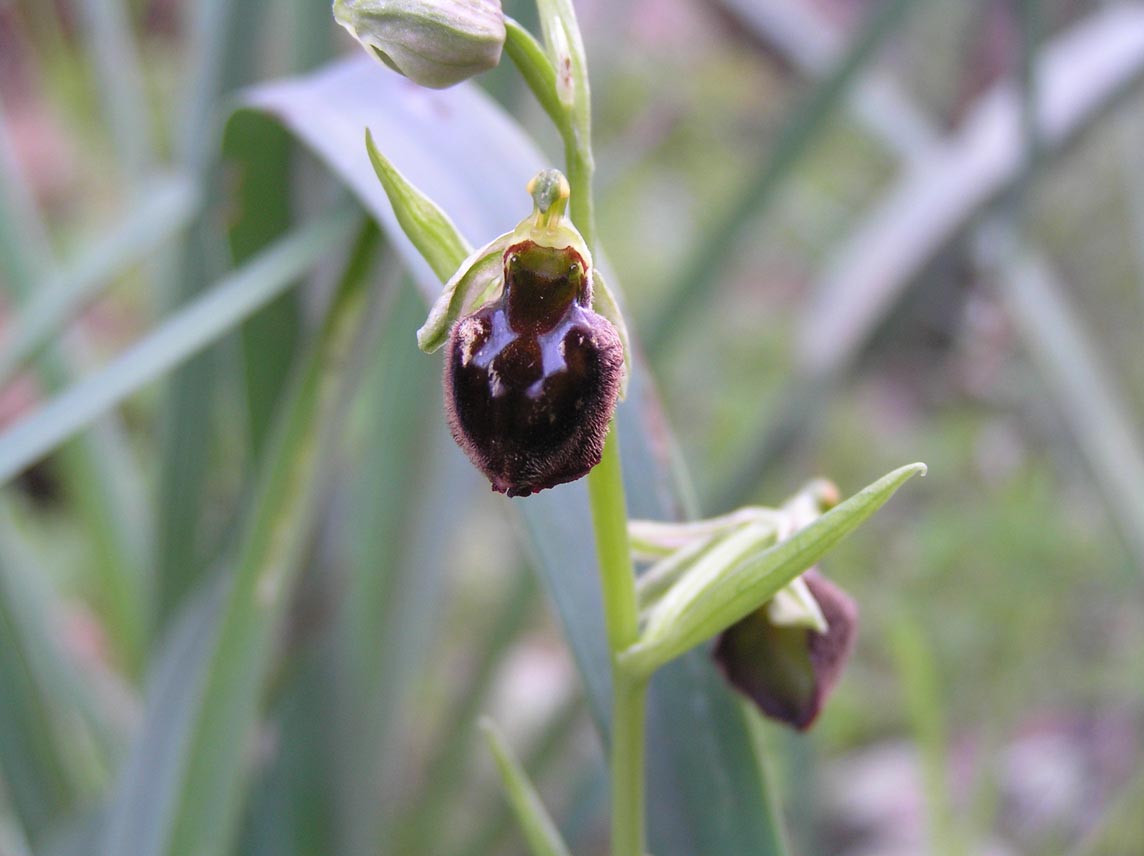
[416,231,511,352]
[591,269,632,398]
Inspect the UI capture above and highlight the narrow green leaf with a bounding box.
[365,129,471,281]
[626,463,927,677]
[643,0,924,358]
[77,0,155,181]
[133,221,380,856]
[887,614,962,856]
[395,566,537,853]
[463,697,584,856]
[0,210,356,487]
[155,0,274,628]
[223,112,304,460]
[0,531,84,841]
[0,175,198,389]
[480,718,573,856]
[331,280,472,855]
[0,103,150,672]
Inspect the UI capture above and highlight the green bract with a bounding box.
[622,463,927,679]
[334,0,506,89]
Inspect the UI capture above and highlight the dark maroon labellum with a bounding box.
[444,240,623,497]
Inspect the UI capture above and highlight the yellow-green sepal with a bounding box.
[415,232,510,352]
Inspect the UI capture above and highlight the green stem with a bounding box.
[609,673,647,856]
[508,11,644,851]
[588,427,646,856]
[587,428,638,652]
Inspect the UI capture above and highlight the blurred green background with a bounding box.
[1,0,1142,854]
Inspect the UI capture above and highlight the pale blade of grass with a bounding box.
[0,210,357,487]
[976,223,1144,567]
[99,576,228,856]
[221,1,336,463]
[642,0,925,358]
[395,565,537,853]
[77,0,155,182]
[332,280,471,855]
[154,0,274,626]
[104,220,379,856]
[0,103,149,670]
[0,174,198,389]
[239,59,787,855]
[465,697,585,856]
[223,114,304,461]
[719,5,1144,507]
[888,613,963,856]
[0,530,85,841]
[712,0,942,159]
[480,718,574,856]
[796,5,1144,378]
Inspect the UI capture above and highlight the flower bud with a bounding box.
[713,569,857,731]
[334,0,506,89]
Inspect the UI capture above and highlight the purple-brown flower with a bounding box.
[444,240,623,497]
[713,568,857,730]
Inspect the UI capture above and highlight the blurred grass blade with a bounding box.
[0,210,356,486]
[154,0,275,628]
[239,59,788,855]
[104,220,379,856]
[0,175,198,389]
[99,575,227,856]
[642,0,923,358]
[78,0,155,181]
[796,5,1144,377]
[465,697,584,856]
[719,4,1144,506]
[888,613,961,856]
[0,519,88,841]
[480,718,573,856]
[332,280,471,855]
[0,103,150,671]
[238,648,334,856]
[223,113,304,461]
[714,0,940,160]
[977,225,1144,567]
[394,565,537,852]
